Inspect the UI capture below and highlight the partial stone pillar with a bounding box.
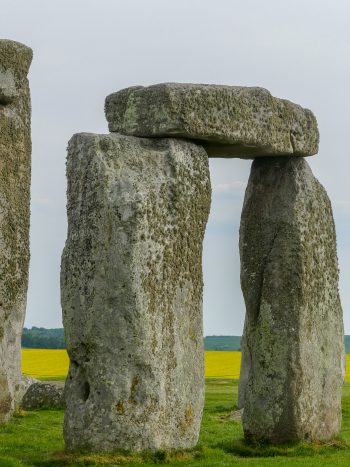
[237,319,249,409]
[0,40,32,422]
[61,133,211,452]
[240,157,344,443]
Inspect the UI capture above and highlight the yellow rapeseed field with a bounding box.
[22,349,69,380]
[205,351,241,379]
[22,349,350,382]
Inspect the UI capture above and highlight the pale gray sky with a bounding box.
[2,0,350,335]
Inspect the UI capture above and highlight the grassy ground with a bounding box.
[1,380,350,466]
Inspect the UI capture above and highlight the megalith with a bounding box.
[63,81,342,450]
[105,83,319,158]
[0,40,32,422]
[240,157,344,443]
[61,133,211,452]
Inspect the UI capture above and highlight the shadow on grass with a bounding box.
[216,437,349,458]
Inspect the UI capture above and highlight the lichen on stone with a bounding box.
[105,83,319,158]
[61,133,211,452]
[0,39,32,423]
[240,157,344,443]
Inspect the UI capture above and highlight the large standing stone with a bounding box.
[240,157,344,443]
[61,133,211,452]
[0,40,32,422]
[105,83,319,158]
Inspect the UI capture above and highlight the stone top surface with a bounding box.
[105,83,319,158]
[0,40,32,75]
[0,39,32,105]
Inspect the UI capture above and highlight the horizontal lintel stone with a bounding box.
[105,83,319,158]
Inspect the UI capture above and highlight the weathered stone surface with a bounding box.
[21,381,65,409]
[0,40,32,422]
[240,157,344,443]
[61,133,211,452]
[237,320,249,410]
[0,40,32,104]
[16,375,38,405]
[105,83,319,158]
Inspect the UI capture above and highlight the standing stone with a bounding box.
[105,83,319,158]
[240,157,344,443]
[61,133,211,452]
[0,40,32,422]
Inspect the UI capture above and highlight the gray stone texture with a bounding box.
[105,83,319,158]
[240,157,344,443]
[237,319,249,410]
[16,375,38,405]
[61,133,211,452]
[21,381,65,410]
[0,40,32,422]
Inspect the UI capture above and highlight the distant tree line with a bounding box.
[22,327,66,349]
[21,328,350,352]
[204,335,241,351]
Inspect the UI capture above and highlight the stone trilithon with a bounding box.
[61,81,343,450]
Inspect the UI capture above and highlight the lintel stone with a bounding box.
[105,83,319,158]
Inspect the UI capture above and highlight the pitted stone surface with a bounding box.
[16,375,38,405]
[61,133,211,452]
[21,381,65,409]
[0,39,32,423]
[0,40,32,105]
[237,321,249,410]
[240,157,344,443]
[105,83,319,158]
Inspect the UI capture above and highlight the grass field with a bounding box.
[22,349,350,382]
[12,349,350,465]
[1,379,350,466]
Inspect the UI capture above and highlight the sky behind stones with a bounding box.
[2,0,350,334]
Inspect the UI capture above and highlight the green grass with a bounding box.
[38,375,67,382]
[1,381,350,466]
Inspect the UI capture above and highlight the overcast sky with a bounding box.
[2,0,350,335]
